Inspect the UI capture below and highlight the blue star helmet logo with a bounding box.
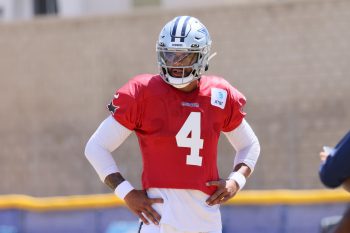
[197,27,208,35]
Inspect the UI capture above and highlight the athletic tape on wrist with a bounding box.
[114,181,134,199]
[228,172,246,190]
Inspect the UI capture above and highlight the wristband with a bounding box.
[228,172,246,190]
[114,181,134,199]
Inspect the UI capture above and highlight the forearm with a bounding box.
[224,119,260,173]
[104,172,126,190]
[233,163,252,178]
[224,119,260,190]
[85,137,120,182]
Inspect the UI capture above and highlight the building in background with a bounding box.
[0,0,33,21]
[0,0,250,22]
[0,0,132,21]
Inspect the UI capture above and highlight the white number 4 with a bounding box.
[176,112,204,166]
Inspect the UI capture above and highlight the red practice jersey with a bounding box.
[108,74,246,195]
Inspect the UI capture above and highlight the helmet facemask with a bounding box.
[157,45,211,87]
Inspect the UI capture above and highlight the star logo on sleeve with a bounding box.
[107,101,119,114]
[107,93,120,114]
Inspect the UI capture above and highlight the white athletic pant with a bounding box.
[139,223,222,233]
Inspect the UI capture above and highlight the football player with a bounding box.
[85,16,260,233]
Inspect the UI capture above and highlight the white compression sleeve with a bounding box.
[85,115,132,182]
[224,119,260,172]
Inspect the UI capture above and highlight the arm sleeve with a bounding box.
[84,115,132,182]
[319,131,350,188]
[224,119,261,172]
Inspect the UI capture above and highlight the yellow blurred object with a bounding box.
[0,189,349,212]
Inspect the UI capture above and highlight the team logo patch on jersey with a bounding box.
[107,101,119,114]
[107,93,120,114]
[211,88,227,109]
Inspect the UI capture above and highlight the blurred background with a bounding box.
[0,0,349,232]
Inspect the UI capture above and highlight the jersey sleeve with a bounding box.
[319,131,350,188]
[107,80,142,130]
[222,86,246,132]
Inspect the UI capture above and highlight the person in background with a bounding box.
[85,16,260,233]
[319,131,350,233]
[319,131,350,191]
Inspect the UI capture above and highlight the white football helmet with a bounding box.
[156,16,212,88]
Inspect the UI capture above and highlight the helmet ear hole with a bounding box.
[205,64,209,71]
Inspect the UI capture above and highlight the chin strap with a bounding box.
[172,82,191,89]
[208,52,217,61]
[205,52,217,71]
